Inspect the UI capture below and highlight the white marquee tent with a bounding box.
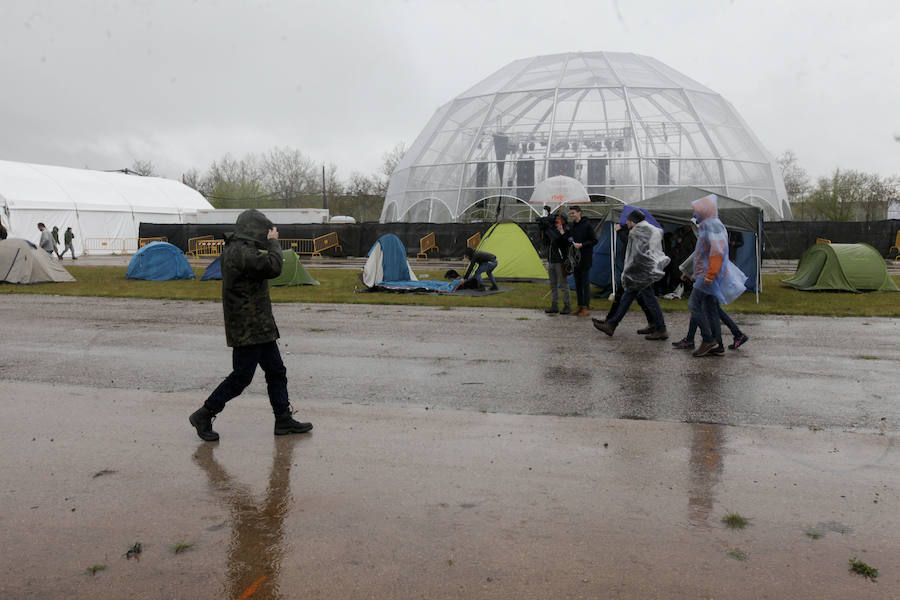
[0,159,213,255]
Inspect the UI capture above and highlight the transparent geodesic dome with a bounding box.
[381,51,790,223]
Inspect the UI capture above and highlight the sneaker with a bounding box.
[728,334,749,350]
[711,344,726,355]
[636,326,654,335]
[692,341,718,357]
[645,330,669,341]
[545,306,559,314]
[489,285,499,291]
[672,338,695,350]
[592,318,615,336]
[559,307,571,315]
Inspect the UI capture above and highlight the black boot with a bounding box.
[189,407,219,442]
[274,410,313,435]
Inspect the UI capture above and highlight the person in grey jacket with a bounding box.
[37,223,58,257]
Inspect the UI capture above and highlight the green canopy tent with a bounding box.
[475,222,548,281]
[782,243,899,292]
[269,250,319,287]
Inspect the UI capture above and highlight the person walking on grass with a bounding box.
[59,227,77,260]
[567,205,597,316]
[545,212,572,315]
[593,210,669,340]
[189,209,312,442]
[463,247,499,291]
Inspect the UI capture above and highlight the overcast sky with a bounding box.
[2,0,898,184]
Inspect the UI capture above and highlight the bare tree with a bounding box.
[776,151,810,203]
[181,168,201,191]
[262,147,318,201]
[346,171,375,196]
[373,141,406,195]
[130,159,157,177]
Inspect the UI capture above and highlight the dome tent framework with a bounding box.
[381,52,789,223]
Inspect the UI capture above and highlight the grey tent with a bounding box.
[607,187,764,302]
[0,238,76,283]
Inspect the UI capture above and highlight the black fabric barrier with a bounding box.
[140,219,900,260]
[762,220,899,259]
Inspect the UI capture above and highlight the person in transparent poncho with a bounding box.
[687,194,748,357]
[593,210,669,340]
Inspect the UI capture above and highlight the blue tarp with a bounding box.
[619,205,662,229]
[368,234,410,282]
[373,279,462,293]
[200,256,222,281]
[126,242,195,281]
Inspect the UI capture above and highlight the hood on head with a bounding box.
[691,194,718,220]
[234,209,273,243]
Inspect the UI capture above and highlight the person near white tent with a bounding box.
[59,227,77,260]
[37,223,59,258]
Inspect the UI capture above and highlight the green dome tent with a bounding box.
[269,250,319,287]
[782,243,898,292]
[476,222,548,280]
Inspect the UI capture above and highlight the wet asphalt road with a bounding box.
[1,294,897,432]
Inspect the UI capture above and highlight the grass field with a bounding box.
[2,266,899,317]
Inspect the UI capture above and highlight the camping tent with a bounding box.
[126,242,195,280]
[200,256,222,281]
[0,159,213,255]
[362,234,418,288]
[782,243,899,292]
[476,222,548,280]
[607,187,763,301]
[270,250,319,287]
[360,233,460,292]
[0,238,75,283]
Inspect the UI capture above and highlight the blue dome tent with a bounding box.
[126,242,195,281]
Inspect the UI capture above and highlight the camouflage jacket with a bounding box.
[221,210,283,347]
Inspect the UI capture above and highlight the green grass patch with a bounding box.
[172,541,194,554]
[726,549,749,561]
[805,530,824,539]
[2,267,899,317]
[722,513,750,530]
[848,557,878,580]
[85,564,106,576]
[855,355,881,360]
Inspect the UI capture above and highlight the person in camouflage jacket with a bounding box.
[189,209,313,441]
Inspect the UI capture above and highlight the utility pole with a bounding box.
[322,165,328,212]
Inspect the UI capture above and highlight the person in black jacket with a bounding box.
[545,212,572,314]
[567,206,597,316]
[189,209,312,442]
[463,247,499,290]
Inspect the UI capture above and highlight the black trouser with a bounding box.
[605,286,655,325]
[205,341,290,415]
[573,265,591,307]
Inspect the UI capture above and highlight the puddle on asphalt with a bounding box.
[193,438,304,599]
[687,423,725,528]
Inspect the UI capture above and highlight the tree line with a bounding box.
[131,143,406,222]
[777,151,898,221]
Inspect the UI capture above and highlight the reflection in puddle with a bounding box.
[687,423,725,527]
[193,438,301,600]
